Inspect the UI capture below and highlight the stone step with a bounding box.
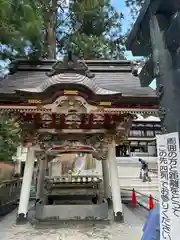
[119,176,158,179]
[120,181,159,186]
[121,189,159,197]
[120,183,158,188]
[121,188,158,191]
[119,178,159,183]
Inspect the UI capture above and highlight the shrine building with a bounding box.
[0,53,159,223]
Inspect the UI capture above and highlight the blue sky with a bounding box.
[112,0,143,60]
[112,0,134,59]
[112,0,139,59]
[112,0,131,32]
[112,0,156,89]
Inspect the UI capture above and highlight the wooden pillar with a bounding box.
[36,155,47,201]
[16,147,35,224]
[108,137,123,222]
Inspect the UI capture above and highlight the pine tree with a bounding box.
[57,0,125,59]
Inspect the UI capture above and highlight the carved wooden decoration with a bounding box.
[46,51,95,78]
[56,97,87,114]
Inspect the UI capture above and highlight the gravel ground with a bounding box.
[2,222,142,240]
[0,206,144,240]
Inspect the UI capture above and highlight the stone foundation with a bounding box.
[35,200,108,221]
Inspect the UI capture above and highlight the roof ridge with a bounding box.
[10,59,135,72]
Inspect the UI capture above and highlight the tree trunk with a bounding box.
[47,0,57,59]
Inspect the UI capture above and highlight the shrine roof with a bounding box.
[126,0,180,56]
[0,58,156,98]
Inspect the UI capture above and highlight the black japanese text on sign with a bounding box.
[167,137,180,218]
[159,146,171,240]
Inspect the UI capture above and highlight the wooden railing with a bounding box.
[0,178,22,216]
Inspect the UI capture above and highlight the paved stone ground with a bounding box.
[0,205,145,240]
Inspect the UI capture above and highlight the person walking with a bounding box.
[138,158,151,182]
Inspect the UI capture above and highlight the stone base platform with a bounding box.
[35,200,109,221]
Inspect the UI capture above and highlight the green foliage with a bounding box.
[0,0,42,59]
[69,34,124,60]
[0,0,126,59]
[0,113,22,162]
[60,0,125,59]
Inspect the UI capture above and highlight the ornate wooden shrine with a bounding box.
[0,53,158,223]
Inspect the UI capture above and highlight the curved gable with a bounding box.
[16,73,120,96]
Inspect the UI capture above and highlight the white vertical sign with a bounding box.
[156,134,171,240]
[156,132,180,240]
